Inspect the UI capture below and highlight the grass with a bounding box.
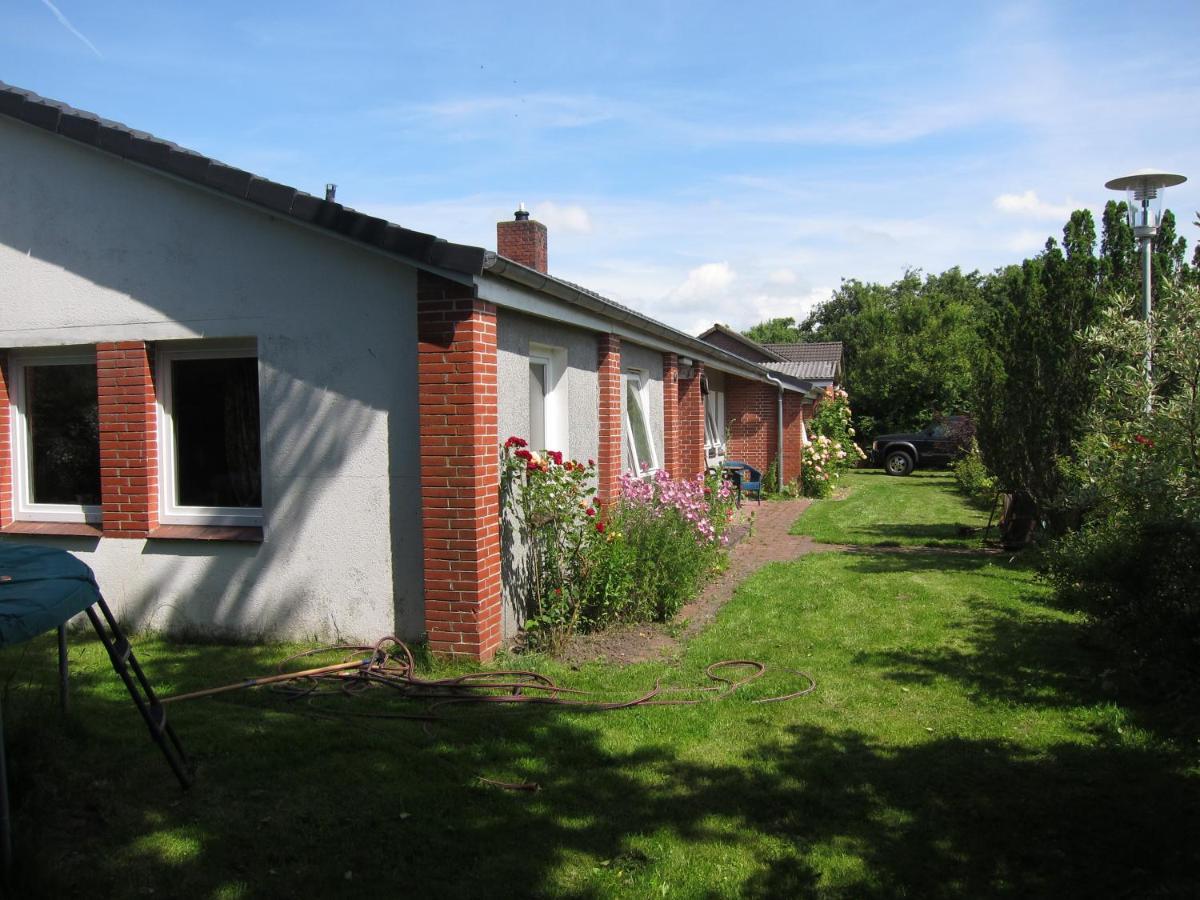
[2,476,1197,897]
[791,469,994,548]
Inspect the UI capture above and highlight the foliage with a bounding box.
[788,268,985,439]
[1046,285,1200,694]
[950,438,997,507]
[584,470,735,626]
[742,316,802,344]
[501,440,737,648]
[801,387,864,497]
[972,213,1110,521]
[500,437,603,651]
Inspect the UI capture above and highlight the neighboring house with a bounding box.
[0,83,819,660]
[761,342,844,390]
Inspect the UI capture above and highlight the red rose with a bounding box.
[527,461,540,472]
[505,436,528,449]
[514,449,533,461]
[595,521,606,533]
[548,450,563,465]
[593,497,603,508]
[587,458,596,467]
[586,507,596,517]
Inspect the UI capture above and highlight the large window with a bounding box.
[7,349,101,523]
[528,343,567,454]
[157,341,262,526]
[622,369,658,474]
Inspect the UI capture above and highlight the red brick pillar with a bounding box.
[0,357,12,528]
[677,362,706,476]
[782,393,806,485]
[417,277,502,660]
[96,342,158,537]
[662,352,680,476]
[597,334,622,501]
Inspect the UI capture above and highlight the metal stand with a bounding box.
[84,598,191,790]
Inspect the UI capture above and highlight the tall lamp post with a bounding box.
[1103,169,1187,410]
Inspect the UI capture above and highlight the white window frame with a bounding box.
[7,347,101,524]
[703,379,727,465]
[156,339,263,527]
[528,343,568,455]
[622,368,659,475]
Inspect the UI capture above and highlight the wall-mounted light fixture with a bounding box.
[678,356,694,380]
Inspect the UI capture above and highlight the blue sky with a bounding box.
[4,1,1199,334]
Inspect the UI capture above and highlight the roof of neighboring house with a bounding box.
[696,324,786,362]
[764,360,838,382]
[0,81,486,276]
[762,341,844,364]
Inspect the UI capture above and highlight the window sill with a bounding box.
[1,521,104,538]
[148,524,264,543]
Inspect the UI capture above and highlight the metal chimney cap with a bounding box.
[1105,169,1187,191]
[514,202,530,221]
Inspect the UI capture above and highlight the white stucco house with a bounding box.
[0,83,820,658]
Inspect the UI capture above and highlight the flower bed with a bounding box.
[501,439,735,651]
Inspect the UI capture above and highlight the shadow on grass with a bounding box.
[1,636,1197,898]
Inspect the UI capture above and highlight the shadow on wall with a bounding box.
[0,129,425,641]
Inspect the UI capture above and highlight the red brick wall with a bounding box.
[417,274,502,660]
[662,352,680,476]
[497,218,548,273]
[0,357,11,528]
[725,375,778,476]
[96,342,158,537]
[677,363,706,477]
[597,334,622,501]
[782,393,806,485]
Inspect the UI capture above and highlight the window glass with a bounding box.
[529,360,547,450]
[171,357,261,508]
[624,374,654,472]
[24,363,100,506]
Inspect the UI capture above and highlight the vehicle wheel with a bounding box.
[885,450,914,476]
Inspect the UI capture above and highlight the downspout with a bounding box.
[765,374,785,493]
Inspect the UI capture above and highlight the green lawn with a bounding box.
[2,476,1196,897]
[791,470,993,548]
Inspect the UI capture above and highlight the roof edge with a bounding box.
[0,81,487,277]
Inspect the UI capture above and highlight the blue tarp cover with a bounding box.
[0,545,100,647]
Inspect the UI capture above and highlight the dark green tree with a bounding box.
[973,212,1108,527]
[742,316,801,344]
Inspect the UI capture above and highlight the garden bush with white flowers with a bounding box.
[801,386,866,498]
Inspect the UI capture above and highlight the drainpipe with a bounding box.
[765,374,785,493]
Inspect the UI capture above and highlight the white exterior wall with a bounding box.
[0,117,425,641]
[495,309,600,637]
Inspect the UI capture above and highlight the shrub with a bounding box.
[500,438,602,652]
[801,387,866,498]
[584,470,736,626]
[951,439,997,506]
[1045,285,1200,695]
[501,441,737,650]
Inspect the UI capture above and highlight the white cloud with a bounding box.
[533,202,592,234]
[1003,229,1051,254]
[767,268,797,285]
[993,190,1077,220]
[668,262,736,302]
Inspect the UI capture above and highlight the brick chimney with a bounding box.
[496,204,548,273]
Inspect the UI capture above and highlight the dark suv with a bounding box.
[870,416,973,476]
